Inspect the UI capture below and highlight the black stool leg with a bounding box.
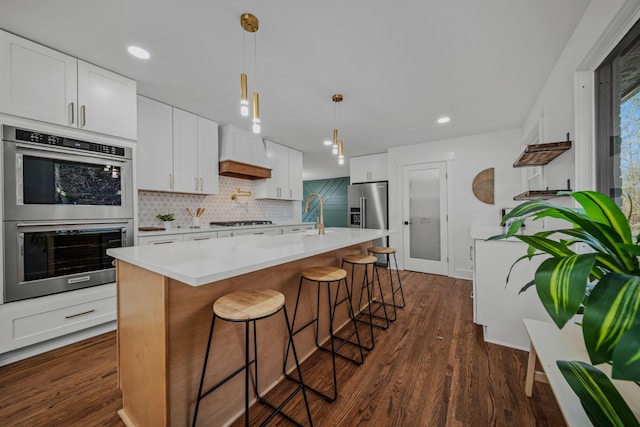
[380,255,398,322]
[391,253,406,308]
[192,314,217,427]
[371,262,391,326]
[244,320,250,427]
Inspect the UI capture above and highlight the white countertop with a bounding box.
[108,227,391,286]
[137,221,314,237]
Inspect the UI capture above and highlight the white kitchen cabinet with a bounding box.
[281,224,315,234]
[173,108,219,195]
[136,96,174,191]
[137,99,218,195]
[197,116,219,194]
[0,30,77,127]
[138,234,184,245]
[184,231,218,241]
[0,30,137,139]
[232,227,281,236]
[473,238,550,350]
[173,108,199,193]
[288,148,303,200]
[0,284,116,354]
[76,60,137,139]
[350,153,388,183]
[255,140,303,200]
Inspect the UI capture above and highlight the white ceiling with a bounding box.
[0,0,591,180]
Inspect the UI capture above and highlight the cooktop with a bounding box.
[209,220,273,227]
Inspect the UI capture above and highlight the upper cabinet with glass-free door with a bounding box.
[350,153,388,183]
[137,96,219,195]
[0,29,137,140]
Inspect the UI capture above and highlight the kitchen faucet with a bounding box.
[304,193,325,235]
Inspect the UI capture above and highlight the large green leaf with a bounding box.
[583,273,640,365]
[572,191,633,245]
[612,324,640,380]
[557,360,640,427]
[535,254,596,328]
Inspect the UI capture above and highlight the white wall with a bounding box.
[388,128,522,279]
[523,0,640,191]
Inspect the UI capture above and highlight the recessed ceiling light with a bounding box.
[127,46,150,60]
[437,116,451,124]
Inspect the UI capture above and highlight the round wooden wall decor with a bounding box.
[472,167,494,204]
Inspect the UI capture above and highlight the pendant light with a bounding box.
[338,140,345,165]
[240,13,261,133]
[331,94,343,154]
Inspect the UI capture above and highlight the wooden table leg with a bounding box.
[525,340,537,397]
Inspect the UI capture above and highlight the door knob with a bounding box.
[404,221,411,225]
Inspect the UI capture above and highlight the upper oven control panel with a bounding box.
[3,126,128,158]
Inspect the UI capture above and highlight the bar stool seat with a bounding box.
[214,289,284,320]
[367,247,406,320]
[193,289,313,427]
[342,254,390,351]
[301,266,348,282]
[285,265,364,402]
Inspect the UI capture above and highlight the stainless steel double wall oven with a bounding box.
[2,125,134,302]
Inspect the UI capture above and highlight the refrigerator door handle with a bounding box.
[360,197,366,229]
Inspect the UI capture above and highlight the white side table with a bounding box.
[523,318,640,426]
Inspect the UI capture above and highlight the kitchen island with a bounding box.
[107,227,390,427]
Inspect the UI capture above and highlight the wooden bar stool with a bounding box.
[284,266,364,402]
[368,246,406,321]
[192,289,313,427]
[342,254,390,351]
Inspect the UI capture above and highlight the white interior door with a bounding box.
[402,162,448,275]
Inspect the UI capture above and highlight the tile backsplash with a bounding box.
[138,176,302,228]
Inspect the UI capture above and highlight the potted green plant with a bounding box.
[156,213,175,229]
[493,191,640,426]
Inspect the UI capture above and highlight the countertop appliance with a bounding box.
[2,125,134,302]
[348,181,388,264]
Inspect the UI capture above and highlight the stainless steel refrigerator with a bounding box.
[348,181,388,264]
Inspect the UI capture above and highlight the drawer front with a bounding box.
[282,225,315,234]
[139,234,184,245]
[12,296,116,341]
[185,232,217,241]
[0,292,116,353]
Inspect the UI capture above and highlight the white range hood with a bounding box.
[218,124,271,180]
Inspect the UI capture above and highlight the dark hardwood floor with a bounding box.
[0,272,565,426]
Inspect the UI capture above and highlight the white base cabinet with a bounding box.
[255,140,303,200]
[0,29,137,139]
[0,284,116,356]
[137,96,219,195]
[350,153,388,183]
[473,239,551,350]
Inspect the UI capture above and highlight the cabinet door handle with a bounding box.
[470,245,473,261]
[195,177,199,191]
[69,102,75,124]
[65,309,95,319]
[169,174,173,190]
[289,189,292,198]
[81,105,86,127]
[200,177,204,192]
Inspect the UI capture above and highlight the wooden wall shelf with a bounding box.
[513,190,571,200]
[513,140,572,167]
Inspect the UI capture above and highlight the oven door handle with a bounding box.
[17,232,25,283]
[14,142,129,163]
[16,220,130,228]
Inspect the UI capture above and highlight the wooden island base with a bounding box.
[116,242,371,427]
